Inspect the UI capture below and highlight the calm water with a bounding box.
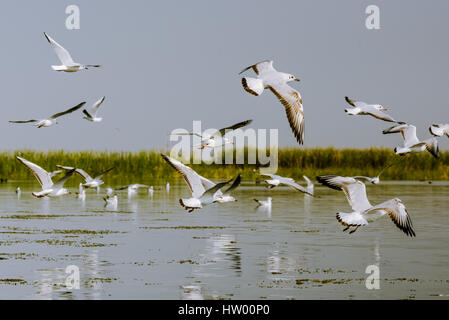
[0,180,448,300]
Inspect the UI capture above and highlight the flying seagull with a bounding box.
[302,175,314,196]
[261,173,314,196]
[16,156,75,198]
[383,123,439,158]
[239,60,304,145]
[344,96,397,122]
[429,124,449,138]
[44,32,100,72]
[9,102,86,128]
[115,184,149,197]
[56,165,114,191]
[317,175,415,236]
[83,96,106,122]
[172,120,253,149]
[104,195,118,209]
[215,174,242,203]
[161,154,235,212]
[254,197,272,208]
[353,162,395,185]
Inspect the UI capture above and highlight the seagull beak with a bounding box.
[294,78,300,82]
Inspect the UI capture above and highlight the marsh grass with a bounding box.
[2,148,449,186]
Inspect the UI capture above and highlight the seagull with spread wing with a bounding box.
[302,175,314,196]
[115,184,149,198]
[56,165,114,192]
[261,173,314,196]
[344,96,397,122]
[429,123,449,138]
[317,175,415,236]
[215,174,242,203]
[83,96,106,122]
[383,123,439,158]
[161,154,237,212]
[44,32,100,72]
[9,102,85,128]
[239,60,304,145]
[172,120,252,149]
[16,156,75,198]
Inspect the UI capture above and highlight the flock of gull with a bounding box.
[13,35,449,238]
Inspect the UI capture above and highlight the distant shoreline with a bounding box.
[2,148,447,182]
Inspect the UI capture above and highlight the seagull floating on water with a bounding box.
[239,60,304,145]
[57,165,114,192]
[44,32,100,72]
[76,183,86,201]
[83,96,106,122]
[104,195,118,209]
[116,184,149,197]
[161,154,236,212]
[317,175,415,236]
[383,123,439,158]
[172,120,252,149]
[344,96,397,122]
[261,173,314,196]
[9,102,85,128]
[16,156,75,198]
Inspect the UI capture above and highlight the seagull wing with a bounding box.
[344,96,367,108]
[214,120,253,138]
[223,174,242,194]
[90,96,105,117]
[56,165,92,181]
[429,124,449,137]
[53,168,76,188]
[364,107,396,122]
[161,154,206,198]
[366,199,415,237]
[239,60,275,75]
[50,102,86,119]
[280,178,314,196]
[317,175,372,212]
[383,123,419,147]
[16,156,53,189]
[43,32,75,66]
[423,138,439,159]
[268,84,305,145]
[82,109,93,120]
[94,167,114,180]
[202,178,233,197]
[9,120,38,123]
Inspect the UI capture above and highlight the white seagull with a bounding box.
[173,120,253,149]
[105,187,113,197]
[302,175,314,196]
[215,174,242,203]
[353,163,395,185]
[83,96,106,122]
[239,60,304,145]
[9,102,86,128]
[161,154,235,212]
[344,96,397,122]
[261,173,314,196]
[57,165,114,191]
[116,184,149,197]
[104,195,118,209]
[317,175,415,236]
[16,156,75,198]
[429,124,449,138]
[44,32,101,72]
[148,186,154,197]
[76,183,86,201]
[383,123,439,158]
[254,197,272,208]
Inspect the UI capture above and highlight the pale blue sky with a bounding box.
[1,0,448,151]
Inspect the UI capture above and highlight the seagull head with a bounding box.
[285,73,300,82]
[374,104,388,111]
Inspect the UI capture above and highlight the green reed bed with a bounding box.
[1,148,448,185]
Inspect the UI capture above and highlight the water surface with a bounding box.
[0,180,448,299]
